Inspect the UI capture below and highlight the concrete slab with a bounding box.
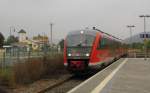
[68,58,125,93]
[101,58,150,93]
[68,58,150,93]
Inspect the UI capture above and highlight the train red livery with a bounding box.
[64,27,127,73]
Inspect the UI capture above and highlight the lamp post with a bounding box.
[139,15,150,60]
[127,25,135,49]
[10,27,12,36]
[50,23,54,46]
[139,15,150,35]
[10,26,16,37]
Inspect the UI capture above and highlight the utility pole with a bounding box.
[10,26,16,36]
[50,23,54,46]
[139,15,150,60]
[13,27,16,36]
[127,25,135,49]
[10,27,12,36]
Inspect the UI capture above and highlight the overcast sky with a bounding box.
[0,0,150,42]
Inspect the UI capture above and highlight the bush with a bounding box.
[0,68,15,87]
[0,53,65,87]
[13,59,44,84]
[13,53,64,85]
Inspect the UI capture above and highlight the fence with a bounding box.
[0,47,63,70]
[128,49,150,58]
[0,47,64,86]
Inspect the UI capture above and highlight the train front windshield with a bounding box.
[66,31,96,58]
[67,34,95,47]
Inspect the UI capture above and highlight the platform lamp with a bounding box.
[139,15,150,60]
[127,25,135,49]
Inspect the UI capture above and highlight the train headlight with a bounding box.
[68,53,72,56]
[85,53,89,56]
[80,30,84,34]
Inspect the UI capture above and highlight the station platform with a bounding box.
[68,58,150,93]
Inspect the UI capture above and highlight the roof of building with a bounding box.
[18,29,26,33]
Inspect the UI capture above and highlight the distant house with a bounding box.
[18,29,27,43]
[14,30,50,51]
[32,34,49,50]
[2,45,12,53]
[33,34,49,44]
[0,48,5,57]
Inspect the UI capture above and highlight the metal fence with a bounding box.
[0,47,63,70]
[128,50,150,58]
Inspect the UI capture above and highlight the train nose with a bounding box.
[70,61,84,70]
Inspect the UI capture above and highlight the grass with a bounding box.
[0,67,15,87]
[0,53,65,88]
[0,52,65,89]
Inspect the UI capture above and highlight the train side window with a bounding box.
[97,39,100,49]
[101,38,105,48]
[97,37,106,49]
[107,39,110,48]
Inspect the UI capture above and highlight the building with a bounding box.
[33,34,49,44]
[32,34,49,50]
[18,29,27,43]
[16,30,50,51]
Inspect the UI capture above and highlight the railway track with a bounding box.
[43,72,97,93]
[38,75,74,93]
[38,59,121,93]
[40,64,113,93]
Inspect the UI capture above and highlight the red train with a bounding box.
[64,27,127,72]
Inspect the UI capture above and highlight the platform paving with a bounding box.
[101,58,150,93]
[68,58,150,93]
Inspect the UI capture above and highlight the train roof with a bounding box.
[92,28,123,41]
[68,28,123,42]
[67,29,97,36]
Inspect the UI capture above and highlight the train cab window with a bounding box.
[101,38,105,48]
[97,37,107,49]
[67,34,95,47]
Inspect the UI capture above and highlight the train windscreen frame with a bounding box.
[66,31,96,47]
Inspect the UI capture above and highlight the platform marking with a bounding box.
[68,58,127,93]
[91,58,128,93]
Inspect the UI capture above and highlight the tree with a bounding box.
[6,35,18,45]
[147,40,150,49]
[0,32,4,48]
[58,39,64,51]
[132,42,144,49]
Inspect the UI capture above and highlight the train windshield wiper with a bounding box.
[76,43,82,47]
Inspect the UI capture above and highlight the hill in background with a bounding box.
[124,32,150,44]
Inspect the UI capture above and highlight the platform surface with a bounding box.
[100,58,150,93]
[68,58,150,93]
